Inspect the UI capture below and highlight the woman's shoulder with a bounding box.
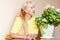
[16,16,21,18]
[16,13,22,19]
[31,16,35,20]
[14,15,22,22]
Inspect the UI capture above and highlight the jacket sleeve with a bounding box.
[10,17,22,34]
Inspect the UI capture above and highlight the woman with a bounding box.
[10,1,38,40]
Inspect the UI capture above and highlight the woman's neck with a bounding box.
[25,14,32,20]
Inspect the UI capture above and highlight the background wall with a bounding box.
[0,0,60,40]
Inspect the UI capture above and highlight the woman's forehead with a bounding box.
[26,4,35,8]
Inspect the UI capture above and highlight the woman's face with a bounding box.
[24,4,35,16]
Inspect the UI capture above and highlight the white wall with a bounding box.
[0,0,60,40]
[0,0,26,40]
[33,0,60,17]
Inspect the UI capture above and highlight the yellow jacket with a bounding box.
[11,16,38,35]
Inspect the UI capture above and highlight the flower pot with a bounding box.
[41,25,54,38]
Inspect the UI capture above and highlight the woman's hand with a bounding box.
[26,34,37,40]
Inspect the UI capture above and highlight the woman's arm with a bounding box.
[11,33,21,38]
[11,33,26,39]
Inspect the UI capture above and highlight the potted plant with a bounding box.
[36,5,60,40]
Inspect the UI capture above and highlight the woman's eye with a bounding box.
[31,7,33,9]
[31,6,35,9]
[31,7,34,9]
